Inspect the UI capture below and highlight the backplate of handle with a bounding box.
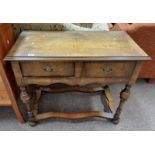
[102,66,113,73]
[44,66,53,72]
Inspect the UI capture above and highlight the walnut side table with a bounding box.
[5,31,149,126]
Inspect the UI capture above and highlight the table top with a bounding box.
[5,31,150,61]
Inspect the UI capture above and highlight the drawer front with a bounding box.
[84,62,136,78]
[21,61,74,77]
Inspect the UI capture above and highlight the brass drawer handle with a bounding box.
[102,66,112,73]
[6,39,10,45]
[44,66,53,72]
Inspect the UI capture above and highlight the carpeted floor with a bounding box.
[0,79,155,131]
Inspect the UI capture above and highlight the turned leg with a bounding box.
[112,85,131,124]
[100,91,111,113]
[102,85,115,113]
[20,86,37,126]
[33,87,42,115]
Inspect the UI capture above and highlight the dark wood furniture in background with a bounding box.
[0,24,24,123]
[5,31,149,126]
[112,23,155,83]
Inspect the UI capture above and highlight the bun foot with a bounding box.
[28,121,37,127]
[112,118,120,124]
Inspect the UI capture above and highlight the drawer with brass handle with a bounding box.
[20,61,74,77]
[84,62,136,78]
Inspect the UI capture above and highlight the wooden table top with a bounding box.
[5,31,150,61]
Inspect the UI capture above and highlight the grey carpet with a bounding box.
[0,79,155,131]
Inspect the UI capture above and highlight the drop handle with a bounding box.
[6,39,10,45]
[102,66,113,73]
[44,66,53,72]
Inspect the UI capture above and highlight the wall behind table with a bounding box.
[12,23,93,39]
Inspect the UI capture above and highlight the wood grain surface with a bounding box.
[5,31,149,61]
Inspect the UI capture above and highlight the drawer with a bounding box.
[20,61,74,77]
[84,61,136,78]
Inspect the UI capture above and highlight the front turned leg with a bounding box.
[112,85,131,124]
[20,86,37,127]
